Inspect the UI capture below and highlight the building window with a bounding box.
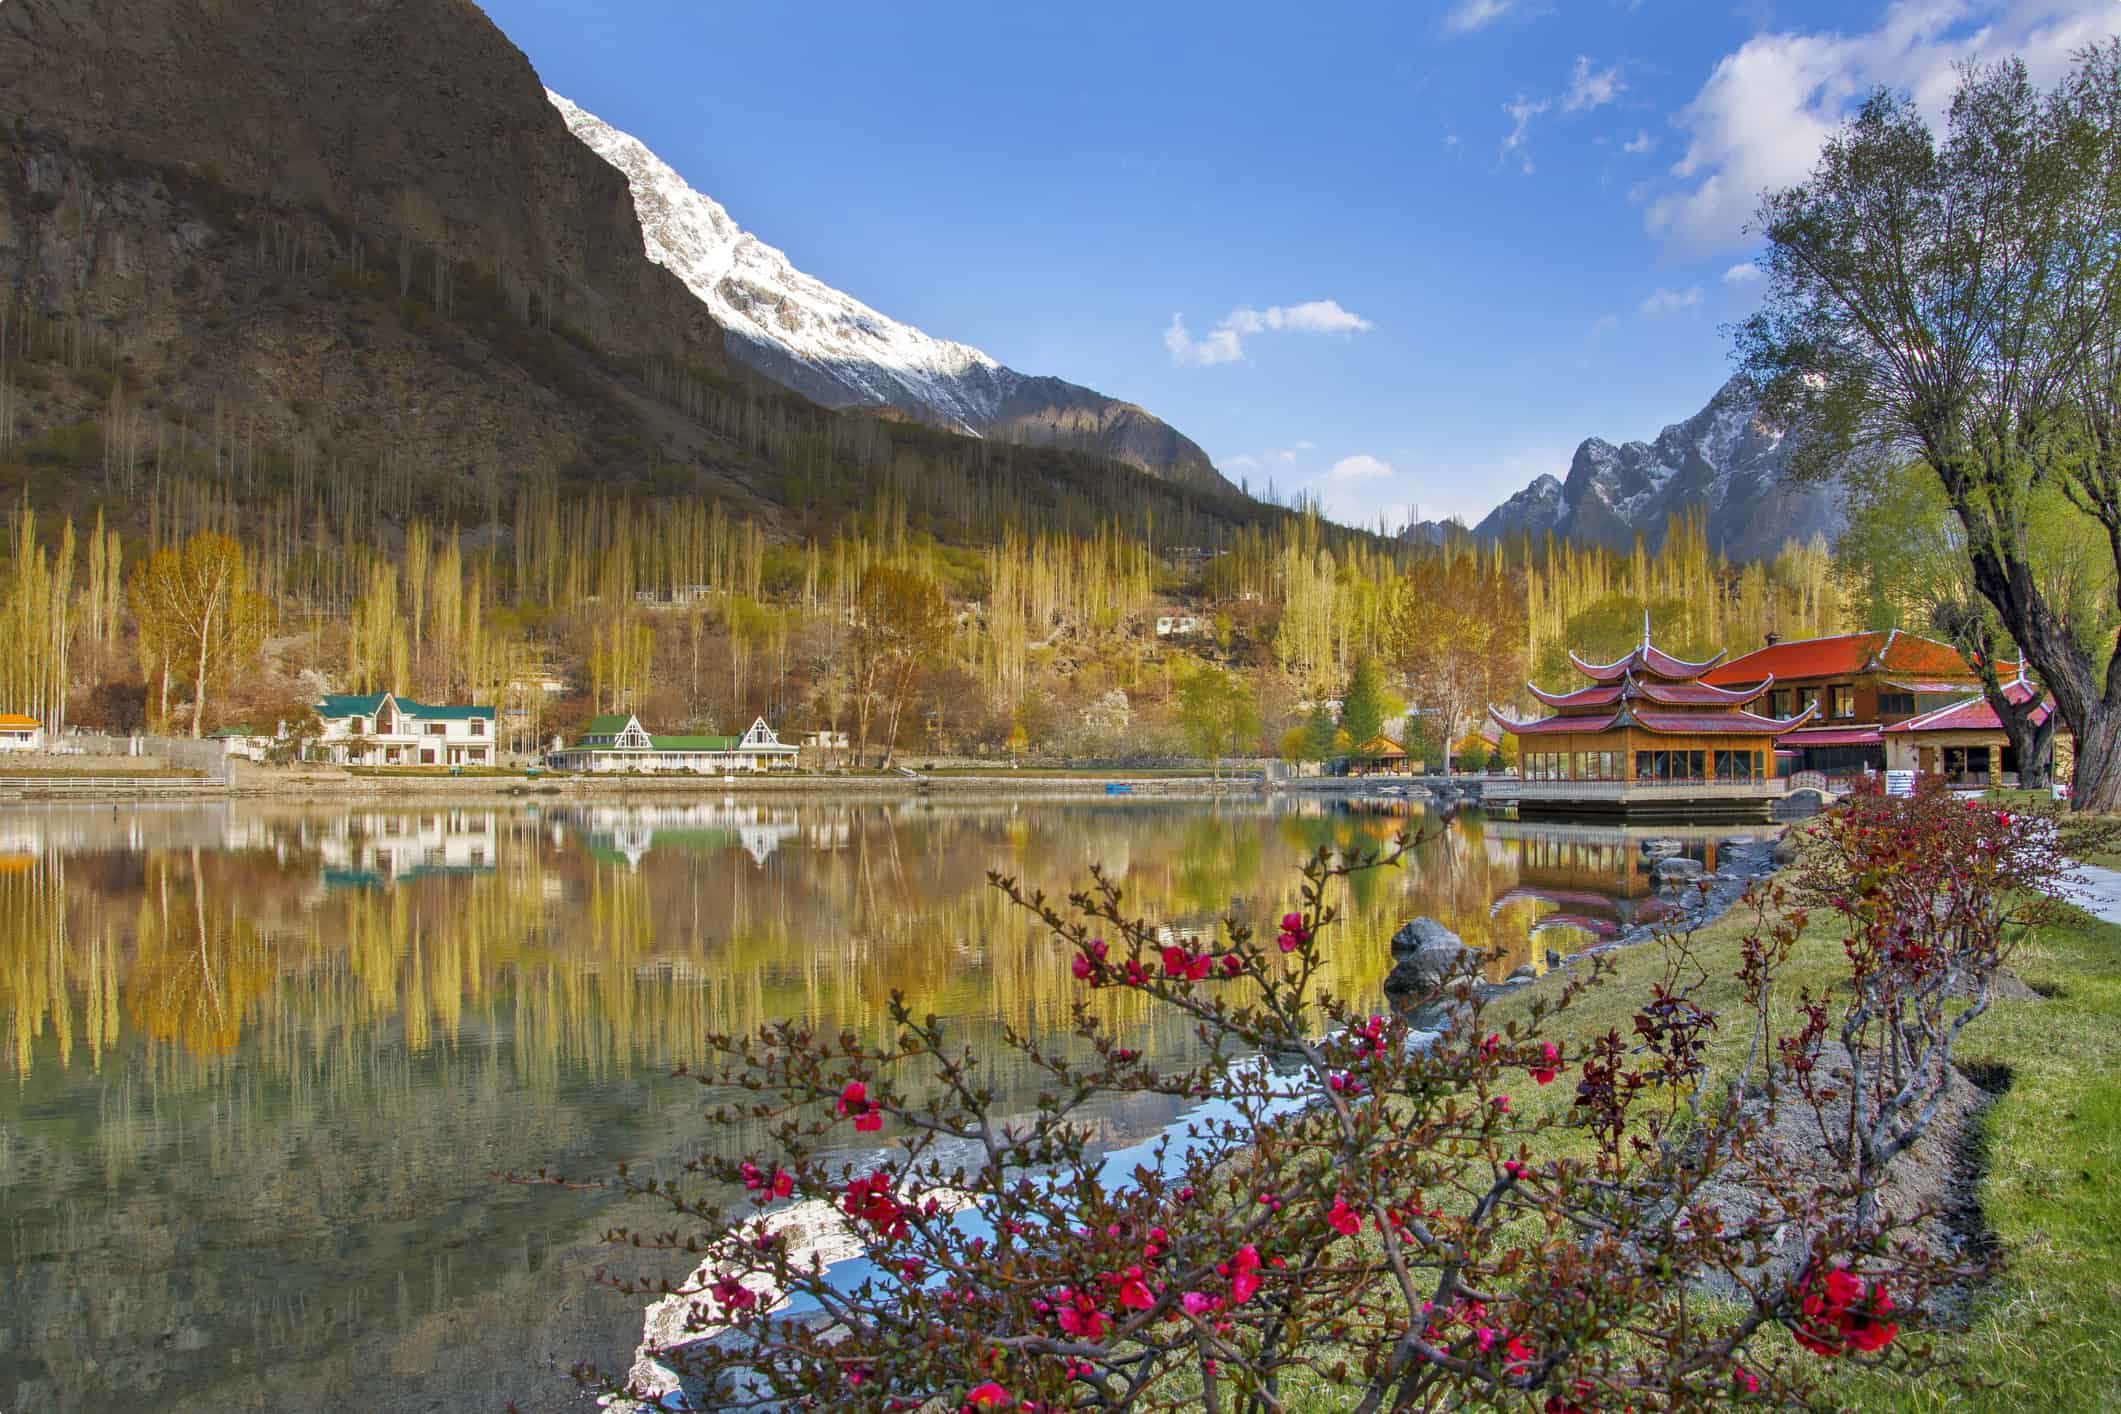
[1829,685,1855,719]
[470,719,486,736]
[1877,692,1915,717]
[427,723,447,735]
[353,717,368,734]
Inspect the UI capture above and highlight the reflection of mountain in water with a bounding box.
[0,799,1691,1412]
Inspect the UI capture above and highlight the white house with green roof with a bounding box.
[545,713,798,774]
[316,692,497,767]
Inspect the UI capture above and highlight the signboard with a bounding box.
[2054,781,2072,802]
[1885,770,1916,799]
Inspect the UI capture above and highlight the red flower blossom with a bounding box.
[964,1381,1011,1409]
[1531,1041,1561,1086]
[1327,1196,1362,1237]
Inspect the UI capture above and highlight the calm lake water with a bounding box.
[0,797,1745,1412]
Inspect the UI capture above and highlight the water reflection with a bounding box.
[0,798,1737,1412]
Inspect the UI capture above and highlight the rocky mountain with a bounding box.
[1463,377,1847,561]
[0,0,1261,547]
[551,95,1235,496]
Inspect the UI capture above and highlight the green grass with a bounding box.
[1265,875,2121,1411]
[1482,893,2121,1410]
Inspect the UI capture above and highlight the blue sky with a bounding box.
[475,0,2114,529]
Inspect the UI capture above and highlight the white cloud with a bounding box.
[1722,261,1764,285]
[1646,0,2116,251]
[1164,301,1373,365]
[1501,94,1550,173]
[1443,0,1521,36]
[1326,454,1394,481]
[1223,300,1375,336]
[1164,314,1244,366]
[1563,56,1625,113]
[1622,128,1656,155]
[1639,285,1703,316]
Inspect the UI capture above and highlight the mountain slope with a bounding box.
[551,95,1236,496]
[1467,377,1846,560]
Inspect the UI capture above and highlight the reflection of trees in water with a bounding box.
[0,802,1666,1413]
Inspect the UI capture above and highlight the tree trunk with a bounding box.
[1964,539,2113,810]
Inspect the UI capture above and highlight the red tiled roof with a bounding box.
[1571,642,1727,682]
[1492,706,1622,736]
[1883,680,2055,734]
[1527,681,1626,709]
[1631,677,1772,707]
[1703,629,2012,687]
[1627,705,1817,736]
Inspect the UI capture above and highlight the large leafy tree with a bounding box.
[1389,554,1525,777]
[1175,664,1260,779]
[128,531,270,738]
[848,565,951,768]
[1738,47,2121,806]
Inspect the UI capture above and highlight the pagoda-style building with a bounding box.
[1490,621,1817,819]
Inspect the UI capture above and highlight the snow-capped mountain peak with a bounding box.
[551,93,1231,491]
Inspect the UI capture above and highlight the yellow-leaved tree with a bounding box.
[129,531,271,738]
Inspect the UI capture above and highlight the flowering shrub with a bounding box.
[561,781,2084,1412]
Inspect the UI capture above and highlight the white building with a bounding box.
[546,714,799,774]
[316,693,497,767]
[0,714,45,752]
[1156,614,1206,638]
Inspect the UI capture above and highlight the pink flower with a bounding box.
[1071,952,1098,981]
[1490,1094,1511,1114]
[1327,1197,1362,1237]
[1117,1272,1156,1310]
[1221,953,1245,976]
[1227,1244,1263,1304]
[1531,1041,1561,1086]
[964,1382,1011,1409]
[1734,1365,1760,1393]
[772,1169,794,1198]
[1182,1291,1216,1315]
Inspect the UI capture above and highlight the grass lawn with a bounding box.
[1461,879,2121,1410]
[1256,841,2121,1412]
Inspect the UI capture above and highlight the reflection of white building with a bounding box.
[568,803,802,868]
[318,810,499,884]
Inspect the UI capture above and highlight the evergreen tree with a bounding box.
[1339,654,1387,746]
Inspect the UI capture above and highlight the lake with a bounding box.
[0,797,1743,1412]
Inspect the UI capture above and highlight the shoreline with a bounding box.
[0,768,1276,805]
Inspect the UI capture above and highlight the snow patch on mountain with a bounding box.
[551,93,1230,491]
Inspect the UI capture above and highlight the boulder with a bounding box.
[1719,835,1757,851]
[1639,837,1685,859]
[1545,948,1564,970]
[1383,917,1476,997]
[1655,856,1706,882]
[1507,963,1537,982]
[1390,917,1462,957]
[1771,829,1802,865]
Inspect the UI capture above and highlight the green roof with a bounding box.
[318,692,493,722]
[650,735,741,750]
[585,713,633,734]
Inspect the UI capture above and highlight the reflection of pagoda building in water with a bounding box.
[319,810,500,887]
[569,802,804,868]
[1491,828,1689,941]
